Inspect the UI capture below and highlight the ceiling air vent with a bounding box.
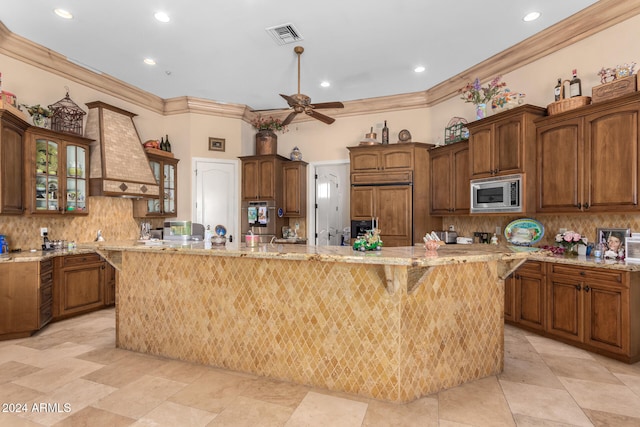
[265,23,303,45]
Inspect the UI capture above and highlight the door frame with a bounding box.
[308,159,350,246]
[191,157,240,243]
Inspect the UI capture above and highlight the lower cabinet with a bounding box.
[104,263,116,306]
[53,253,106,320]
[506,261,640,363]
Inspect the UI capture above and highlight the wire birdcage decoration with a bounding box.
[48,89,86,136]
[444,117,469,144]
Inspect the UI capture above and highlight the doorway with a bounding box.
[313,162,350,246]
[193,158,239,242]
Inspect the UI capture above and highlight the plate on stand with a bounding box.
[504,218,544,246]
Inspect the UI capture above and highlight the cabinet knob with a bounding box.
[584,285,591,292]
[583,203,590,209]
[575,284,582,290]
[580,271,586,276]
[576,203,582,209]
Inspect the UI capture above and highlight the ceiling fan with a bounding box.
[280,46,344,126]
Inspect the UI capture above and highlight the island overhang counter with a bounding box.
[88,241,530,403]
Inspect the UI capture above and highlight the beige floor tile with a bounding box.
[148,359,208,384]
[17,378,117,425]
[0,344,42,365]
[20,342,97,368]
[284,391,368,427]
[75,347,130,365]
[590,354,640,377]
[51,406,136,427]
[558,376,640,419]
[93,374,187,419]
[206,395,293,427]
[13,358,104,393]
[437,421,475,427]
[0,413,44,427]
[525,336,595,361]
[169,369,256,413]
[499,379,592,426]
[0,382,44,404]
[541,354,623,385]
[499,356,564,389]
[583,408,640,427]
[239,377,310,409]
[613,372,640,397]
[362,395,438,427]
[0,361,42,384]
[438,376,515,426]
[81,352,168,388]
[512,414,589,426]
[131,401,217,427]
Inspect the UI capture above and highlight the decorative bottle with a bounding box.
[165,134,171,152]
[381,120,389,144]
[569,69,582,97]
[554,78,562,101]
[159,136,166,151]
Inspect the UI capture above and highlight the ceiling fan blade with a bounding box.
[305,109,335,125]
[281,111,299,126]
[309,101,344,109]
[280,94,298,107]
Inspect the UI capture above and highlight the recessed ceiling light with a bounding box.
[523,11,541,22]
[320,81,330,88]
[54,9,73,19]
[154,11,170,23]
[414,66,426,73]
[144,58,156,66]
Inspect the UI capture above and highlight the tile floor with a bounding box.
[0,308,639,426]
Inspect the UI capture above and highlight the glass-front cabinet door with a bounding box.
[133,154,179,218]
[27,128,92,215]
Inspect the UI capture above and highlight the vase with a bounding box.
[564,244,579,256]
[255,130,277,155]
[32,114,48,128]
[475,103,488,120]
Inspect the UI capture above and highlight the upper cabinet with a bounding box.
[466,105,546,179]
[429,141,470,215]
[0,109,30,214]
[240,155,285,201]
[536,92,640,213]
[133,151,179,218]
[282,160,307,217]
[349,145,414,173]
[24,127,92,215]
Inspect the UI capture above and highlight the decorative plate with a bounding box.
[214,224,227,237]
[504,218,544,246]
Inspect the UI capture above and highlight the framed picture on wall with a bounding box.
[596,227,630,259]
[208,137,225,152]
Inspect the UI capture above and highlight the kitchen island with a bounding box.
[88,241,531,403]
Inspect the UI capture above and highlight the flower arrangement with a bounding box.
[459,76,507,105]
[20,104,54,118]
[251,115,288,133]
[555,230,587,253]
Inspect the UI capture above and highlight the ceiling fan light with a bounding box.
[154,11,170,23]
[54,9,73,19]
[523,11,541,22]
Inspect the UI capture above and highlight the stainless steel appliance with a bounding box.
[163,221,205,241]
[470,173,522,213]
[241,200,284,243]
[433,230,458,244]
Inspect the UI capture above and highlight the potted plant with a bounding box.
[458,76,506,120]
[251,115,288,155]
[21,104,54,127]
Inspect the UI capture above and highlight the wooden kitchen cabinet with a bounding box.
[54,253,105,320]
[349,145,415,173]
[133,152,179,218]
[466,105,545,179]
[0,260,52,340]
[537,92,640,213]
[514,261,546,331]
[349,143,440,247]
[104,262,116,306]
[282,160,307,217]
[24,127,92,215]
[240,155,286,201]
[0,108,30,214]
[429,141,470,215]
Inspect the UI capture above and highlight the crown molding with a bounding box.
[1,0,639,123]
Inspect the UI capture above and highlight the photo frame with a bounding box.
[208,137,225,152]
[625,235,640,262]
[596,227,630,258]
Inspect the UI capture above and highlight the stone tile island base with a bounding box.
[115,251,504,403]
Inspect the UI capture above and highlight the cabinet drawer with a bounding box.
[518,261,545,275]
[549,264,625,285]
[351,171,413,185]
[40,283,52,303]
[62,253,102,267]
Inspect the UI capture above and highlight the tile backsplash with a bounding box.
[444,213,640,246]
[0,197,139,251]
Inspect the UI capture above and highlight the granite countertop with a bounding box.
[0,248,96,263]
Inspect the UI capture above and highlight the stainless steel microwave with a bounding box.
[470,174,522,213]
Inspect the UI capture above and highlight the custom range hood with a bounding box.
[84,101,159,198]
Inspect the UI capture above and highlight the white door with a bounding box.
[194,159,238,242]
[315,163,349,246]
